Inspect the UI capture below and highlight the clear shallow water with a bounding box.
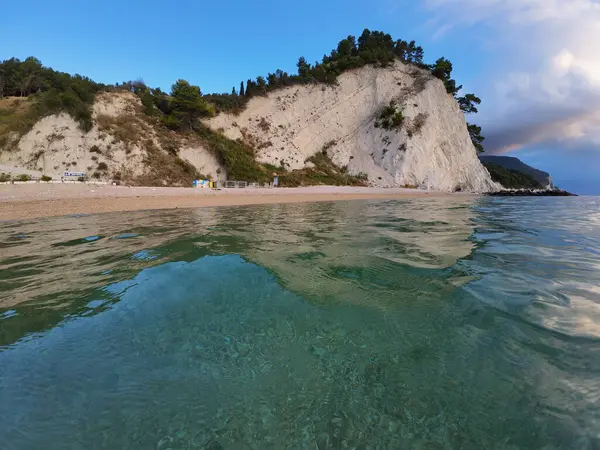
[1,197,599,449]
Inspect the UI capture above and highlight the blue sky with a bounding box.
[2,0,599,194]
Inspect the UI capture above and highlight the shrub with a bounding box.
[15,174,31,181]
[160,114,181,131]
[141,91,155,116]
[322,140,337,153]
[89,145,102,154]
[195,123,272,183]
[278,152,368,187]
[406,112,428,138]
[164,143,179,156]
[0,173,11,182]
[41,175,52,182]
[97,162,108,171]
[376,101,404,130]
[258,117,270,132]
[77,176,86,182]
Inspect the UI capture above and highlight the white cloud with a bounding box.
[423,0,600,153]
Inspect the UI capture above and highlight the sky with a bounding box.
[2,0,599,194]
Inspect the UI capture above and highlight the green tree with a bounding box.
[135,79,148,94]
[267,72,277,88]
[256,76,267,94]
[141,91,155,116]
[239,81,245,97]
[458,93,481,114]
[297,57,311,80]
[245,79,257,97]
[406,41,424,64]
[151,87,171,115]
[279,70,290,86]
[311,64,327,82]
[358,29,372,49]
[430,57,462,96]
[394,40,408,61]
[337,36,356,57]
[12,56,43,96]
[169,79,214,131]
[467,123,485,153]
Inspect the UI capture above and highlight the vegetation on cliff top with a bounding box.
[206,29,484,151]
[204,30,478,115]
[0,56,103,144]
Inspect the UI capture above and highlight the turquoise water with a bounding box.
[1,197,599,449]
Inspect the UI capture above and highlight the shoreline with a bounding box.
[0,184,470,221]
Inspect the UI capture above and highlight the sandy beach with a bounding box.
[0,183,466,221]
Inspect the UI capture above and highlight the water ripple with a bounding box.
[0,197,599,448]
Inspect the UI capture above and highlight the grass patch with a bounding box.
[195,123,272,183]
[134,143,201,187]
[0,97,38,150]
[278,152,368,187]
[96,113,146,147]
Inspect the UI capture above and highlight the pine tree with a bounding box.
[232,86,237,96]
[256,76,267,94]
[240,81,245,97]
[430,58,461,96]
[169,79,214,131]
[467,123,485,153]
[267,73,277,88]
[245,79,256,97]
[297,57,311,80]
[458,94,481,114]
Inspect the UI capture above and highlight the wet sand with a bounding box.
[0,184,467,221]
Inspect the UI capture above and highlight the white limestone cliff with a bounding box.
[207,62,499,192]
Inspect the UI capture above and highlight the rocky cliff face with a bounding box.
[208,62,499,192]
[0,93,224,185]
[1,62,499,192]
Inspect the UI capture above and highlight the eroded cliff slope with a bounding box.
[208,62,498,192]
[0,93,224,185]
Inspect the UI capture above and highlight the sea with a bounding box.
[1,196,599,449]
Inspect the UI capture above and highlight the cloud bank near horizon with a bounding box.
[423,0,600,155]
